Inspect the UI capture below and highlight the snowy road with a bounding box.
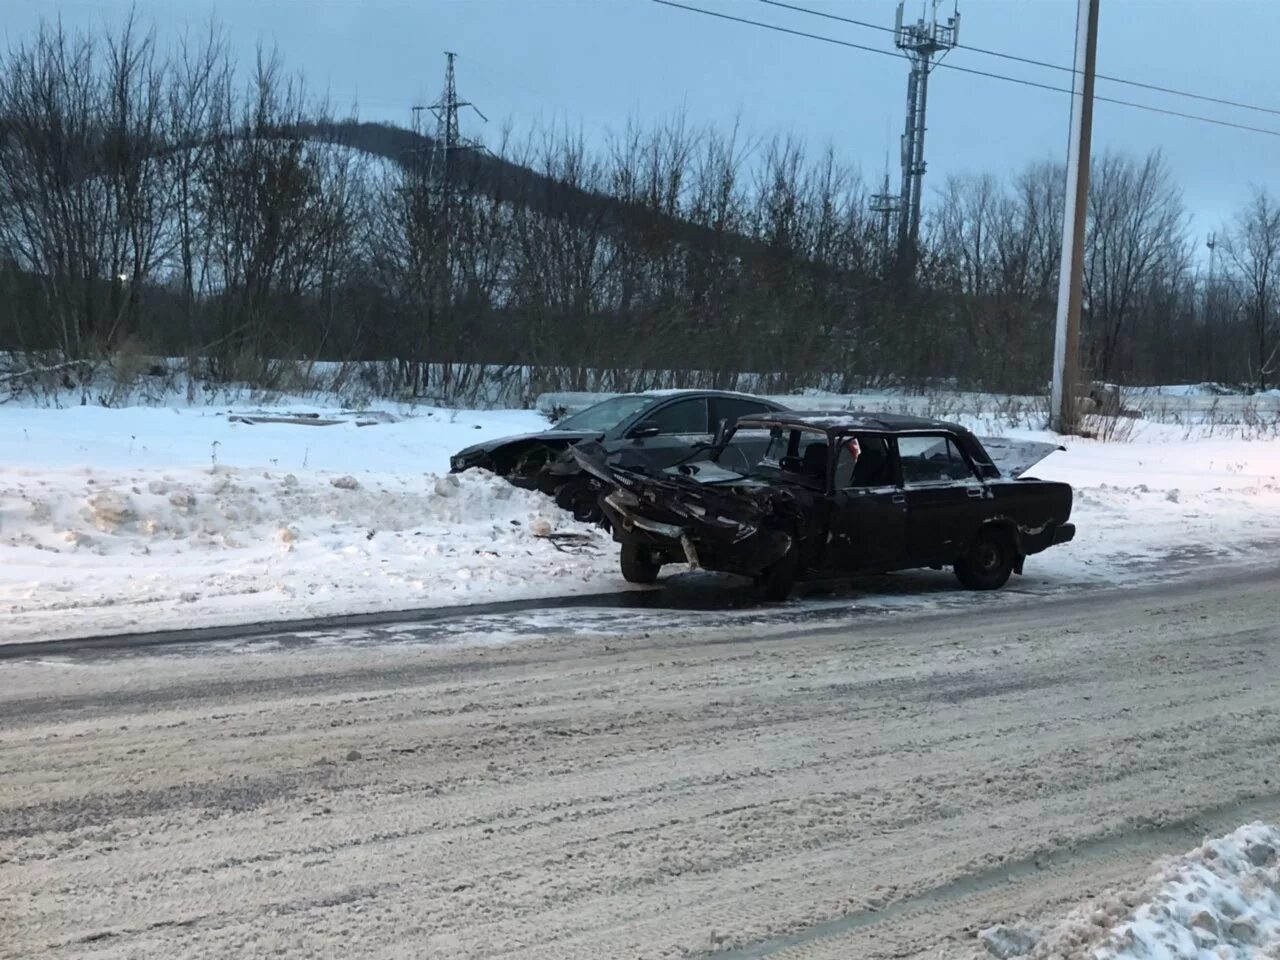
[3,567,1280,959]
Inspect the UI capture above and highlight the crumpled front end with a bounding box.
[575,444,797,577]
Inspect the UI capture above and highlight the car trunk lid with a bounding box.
[978,438,1066,479]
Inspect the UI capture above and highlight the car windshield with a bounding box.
[552,395,655,432]
[710,424,829,488]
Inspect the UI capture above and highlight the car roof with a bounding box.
[734,410,968,434]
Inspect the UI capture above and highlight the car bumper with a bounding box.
[601,492,791,577]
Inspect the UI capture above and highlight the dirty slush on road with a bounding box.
[2,569,1279,960]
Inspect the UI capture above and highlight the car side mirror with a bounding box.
[630,422,661,440]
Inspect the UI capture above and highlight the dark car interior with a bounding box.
[830,435,895,488]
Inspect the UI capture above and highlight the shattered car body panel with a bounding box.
[449,390,788,519]
[577,442,805,577]
[578,411,1075,592]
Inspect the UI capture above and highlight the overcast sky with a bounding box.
[9,0,1280,235]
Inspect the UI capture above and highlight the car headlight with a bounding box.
[450,455,468,472]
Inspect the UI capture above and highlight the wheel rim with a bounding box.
[975,540,1003,575]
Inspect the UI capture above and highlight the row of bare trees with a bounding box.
[2,17,1278,397]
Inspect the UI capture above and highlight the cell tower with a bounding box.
[894,1,959,256]
[427,52,487,186]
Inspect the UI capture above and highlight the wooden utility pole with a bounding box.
[1050,0,1099,434]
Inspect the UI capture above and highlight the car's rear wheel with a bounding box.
[954,528,1016,590]
[620,544,661,584]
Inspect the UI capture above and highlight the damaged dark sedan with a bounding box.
[449,390,787,520]
[575,411,1075,600]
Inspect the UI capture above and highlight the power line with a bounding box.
[757,0,1280,120]
[651,0,1280,139]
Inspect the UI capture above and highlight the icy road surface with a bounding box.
[3,566,1279,959]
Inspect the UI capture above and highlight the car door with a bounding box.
[897,434,990,566]
[823,433,908,572]
[622,396,712,469]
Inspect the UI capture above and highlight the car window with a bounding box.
[553,395,653,432]
[711,397,774,432]
[752,427,829,488]
[760,432,829,483]
[897,435,977,484]
[638,397,709,435]
[834,435,894,488]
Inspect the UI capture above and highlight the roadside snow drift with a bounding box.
[0,402,618,642]
[0,463,612,641]
[994,822,1280,959]
[1,398,1280,643]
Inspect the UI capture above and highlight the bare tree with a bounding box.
[1223,188,1280,391]
[3,11,1274,402]
[0,23,107,364]
[165,21,231,334]
[1083,150,1189,382]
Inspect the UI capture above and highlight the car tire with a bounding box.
[752,538,798,602]
[954,528,1015,590]
[553,478,602,525]
[620,544,661,585]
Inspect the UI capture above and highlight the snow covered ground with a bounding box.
[1,394,1279,644]
[979,822,1280,959]
[0,401,619,643]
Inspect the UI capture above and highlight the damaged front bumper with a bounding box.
[599,486,793,578]
[574,441,797,577]
[604,493,705,568]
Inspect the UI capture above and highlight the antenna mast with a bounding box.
[893,0,959,263]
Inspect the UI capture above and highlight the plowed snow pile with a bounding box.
[0,404,617,642]
[979,823,1280,959]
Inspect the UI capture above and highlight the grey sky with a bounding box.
[9,0,1280,234]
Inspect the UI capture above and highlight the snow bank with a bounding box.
[1007,421,1280,582]
[1002,823,1280,959]
[0,463,615,642]
[0,404,621,642]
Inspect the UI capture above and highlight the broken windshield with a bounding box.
[708,424,830,488]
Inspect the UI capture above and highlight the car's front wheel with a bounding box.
[752,538,799,602]
[954,528,1016,590]
[620,544,662,584]
[553,478,603,525]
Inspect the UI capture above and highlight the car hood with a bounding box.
[454,429,603,460]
